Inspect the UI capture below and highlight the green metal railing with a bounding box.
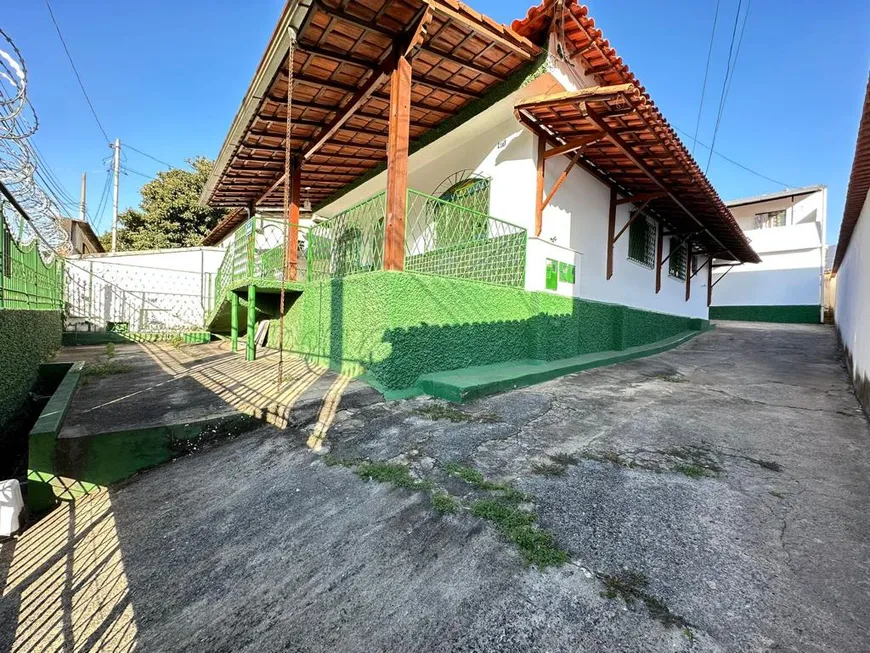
[405,190,526,287]
[208,186,528,321]
[307,191,386,282]
[0,214,63,310]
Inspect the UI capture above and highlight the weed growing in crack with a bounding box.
[105,342,115,359]
[413,404,498,423]
[355,462,432,490]
[82,360,133,380]
[471,499,567,568]
[549,453,580,466]
[531,462,567,477]
[674,463,708,479]
[601,569,689,629]
[443,463,528,499]
[430,492,460,514]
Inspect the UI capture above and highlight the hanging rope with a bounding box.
[277,30,295,390]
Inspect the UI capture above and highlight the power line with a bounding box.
[721,0,752,117]
[121,165,156,180]
[691,0,721,156]
[705,0,748,174]
[674,125,795,188]
[43,0,109,144]
[124,144,174,168]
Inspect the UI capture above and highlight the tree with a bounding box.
[102,156,226,251]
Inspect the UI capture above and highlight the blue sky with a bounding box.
[7,0,869,244]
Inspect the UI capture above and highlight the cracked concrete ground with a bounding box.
[2,321,869,652]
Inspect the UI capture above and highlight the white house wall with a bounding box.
[835,188,870,410]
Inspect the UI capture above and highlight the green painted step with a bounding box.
[416,330,704,403]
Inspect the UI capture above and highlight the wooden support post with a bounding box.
[246,284,257,361]
[286,156,301,280]
[230,291,239,352]
[535,136,546,236]
[684,240,692,302]
[707,257,713,307]
[542,149,582,211]
[384,52,411,271]
[655,221,663,294]
[606,186,617,280]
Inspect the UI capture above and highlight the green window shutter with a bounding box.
[628,216,655,267]
[668,238,687,279]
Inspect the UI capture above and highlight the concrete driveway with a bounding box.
[2,321,869,652]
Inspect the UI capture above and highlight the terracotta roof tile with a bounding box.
[833,73,870,273]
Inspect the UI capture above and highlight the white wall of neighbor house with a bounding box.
[64,248,225,331]
[835,189,870,394]
[713,189,826,310]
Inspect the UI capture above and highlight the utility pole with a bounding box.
[79,172,86,222]
[111,138,121,252]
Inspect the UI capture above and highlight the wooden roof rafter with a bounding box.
[202,0,541,242]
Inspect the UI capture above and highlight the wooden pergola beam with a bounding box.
[615,191,666,206]
[384,50,412,271]
[606,186,617,279]
[422,0,537,59]
[655,220,664,293]
[285,156,301,280]
[543,130,605,159]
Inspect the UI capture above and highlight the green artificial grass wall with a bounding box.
[266,271,708,392]
[0,310,62,430]
[710,304,820,324]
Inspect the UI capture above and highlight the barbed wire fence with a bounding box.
[0,28,70,259]
[0,28,210,339]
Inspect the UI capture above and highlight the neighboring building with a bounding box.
[197,0,758,397]
[64,247,225,339]
[710,186,827,324]
[60,218,105,256]
[833,74,870,414]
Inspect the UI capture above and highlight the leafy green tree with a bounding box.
[102,156,225,251]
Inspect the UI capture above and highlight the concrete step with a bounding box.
[416,330,703,402]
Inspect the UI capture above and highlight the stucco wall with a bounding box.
[835,189,870,412]
[0,310,62,430]
[266,271,707,392]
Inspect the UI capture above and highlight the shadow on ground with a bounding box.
[2,321,869,652]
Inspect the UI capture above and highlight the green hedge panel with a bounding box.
[0,310,62,430]
[266,271,708,392]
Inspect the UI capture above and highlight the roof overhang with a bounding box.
[515,85,759,263]
[833,74,870,274]
[200,0,541,244]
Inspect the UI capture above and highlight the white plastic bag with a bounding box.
[0,479,24,536]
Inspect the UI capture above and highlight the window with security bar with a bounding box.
[668,238,687,280]
[627,215,656,268]
[754,210,787,229]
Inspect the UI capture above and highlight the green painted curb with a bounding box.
[416,329,705,403]
[28,361,84,515]
[709,304,821,324]
[28,413,262,515]
[30,362,83,439]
